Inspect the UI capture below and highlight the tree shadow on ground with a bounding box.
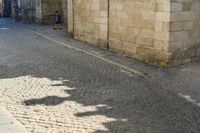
[0,23,200,133]
[21,75,200,133]
[23,96,69,106]
[65,81,200,133]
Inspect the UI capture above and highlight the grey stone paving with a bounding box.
[0,19,200,133]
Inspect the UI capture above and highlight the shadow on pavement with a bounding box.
[0,19,200,133]
[23,96,69,106]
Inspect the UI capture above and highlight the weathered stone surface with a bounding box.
[169,0,200,65]
[196,46,200,57]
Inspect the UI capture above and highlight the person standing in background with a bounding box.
[54,11,62,29]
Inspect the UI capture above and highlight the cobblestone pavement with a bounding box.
[0,20,200,133]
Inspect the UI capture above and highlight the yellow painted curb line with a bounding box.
[26,29,146,78]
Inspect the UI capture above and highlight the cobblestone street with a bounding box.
[0,20,200,133]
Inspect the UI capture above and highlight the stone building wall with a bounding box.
[68,0,171,67]
[109,0,156,55]
[67,0,73,34]
[169,0,200,65]
[10,0,200,67]
[68,0,200,67]
[72,0,109,47]
[109,0,170,66]
[151,0,171,67]
[61,0,68,26]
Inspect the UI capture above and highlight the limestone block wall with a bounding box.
[73,0,109,47]
[169,0,200,65]
[61,0,68,26]
[70,0,171,66]
[67,0,73,35]
[153,0,171,66]
[109,0,156,56]
[109,0,171,66]
[67,0,200,67]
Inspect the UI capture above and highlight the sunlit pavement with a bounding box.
[0,107,27,133]
[0,19,200,133]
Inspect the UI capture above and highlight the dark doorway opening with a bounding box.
[1,0,11,17]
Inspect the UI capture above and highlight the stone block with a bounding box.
[170,31,189,41]
[170,22,184,31]
[140,29,154,39]
[183,48,196,59]
[196,47,200,57]
[136,37,154,47]
[162,22,170,32]
[154,40,164,51]
[171,12,192,22]
[182,2,191,11]
[171,3,183,12]
[136,47,168,67]
[184,22,193,30]
[191,2,200,11]
[122,42,137,56]
[156,12,170,22]
[154,22,163,32]
[154,31,170,41]
[143,12,155,21]
[168,41,184,53]
[109,40,123,53]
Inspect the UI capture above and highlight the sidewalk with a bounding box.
[0,106,27,133]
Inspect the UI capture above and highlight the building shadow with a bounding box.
[0,20,200,133]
